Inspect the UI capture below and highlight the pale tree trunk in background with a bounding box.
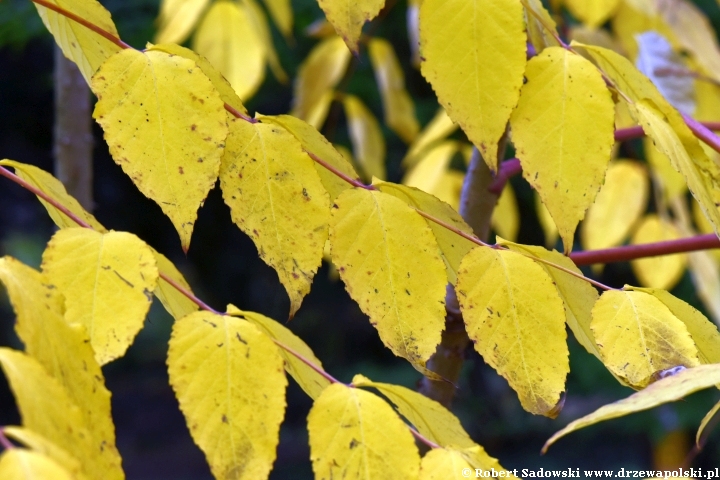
[54,46,93,210]
[418,144,503,407]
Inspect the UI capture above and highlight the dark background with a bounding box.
[1,0,720,478]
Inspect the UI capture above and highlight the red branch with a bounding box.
[0,428,14,450]
[31,0,132,50]
[570,233,720,265]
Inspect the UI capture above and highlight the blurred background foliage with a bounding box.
[2,0,720,478]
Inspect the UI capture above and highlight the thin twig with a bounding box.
[570,233,720,265]
[0,428,15,450]
[270,339,341,386]
[304,151,375,190]
[31,0,132,50]
[409,426,440,450]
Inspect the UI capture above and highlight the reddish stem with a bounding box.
[570,233,720,265]
[31,0,132,50]
[224,104,256,123]
[0,428,15,450]
[409,426,440,450]
[270,339,341,386]
[488,158,521,195]
[682,115,720,155]
[304,151,375,190]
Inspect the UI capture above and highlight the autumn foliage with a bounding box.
[3,0,720,478]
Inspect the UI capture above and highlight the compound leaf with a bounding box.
[330,188,446,364]
[168,311,287,480]
[92,47,227,252]
[307,383,420,480]
[220,119,330,317]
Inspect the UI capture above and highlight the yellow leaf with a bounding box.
[633,99,720,236]
[3,427,84,479]
[41,228,158,365]
[524,0,560,53]
[368,38,419,143]
[569,25,621,54]
[687,249,720,323]
[220,119,330,317]
[544,363,720,452]
[316,0,384,53]
[0,259,122,478]
[611,0,671,60]
[498,241,603,365]
[152,249,200,321]
[429,170,465,211]
[155,0,210,44]
[0,449,74,480]
[403,140,458,195]
[291,37,351,122]
[226,304,331,399]
[244,0,288,84]
[420,0,526,172]
[34,0,121,84]
[329,188,447,364]
[491,183,519,242]
[658,0,720,80]
[630,214,687,290]
[565,0,620,27]
[419,448,473,480]
[456,246,569,416]
[377,182,476,285]
[92,48,227,252]
[403,108,457,168]
[167,311,287,480]
[697,398,720,445]
[260,0,292,38]
[536,192,559,249]
[192,0,265,100]
[259,114,358,200]
[307,383,420,479]
[304,90,335,130]
[0,160,105,232]
[580,44,720,231]
[581,160,649,251]
[351,375,512,473]
[343,95,386,181]
[590,289,700,388]
[511,46,615,254]
[0,348,122,480]
[644,137,688,199]
[149,43,248,116]
[628,287,720,364]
